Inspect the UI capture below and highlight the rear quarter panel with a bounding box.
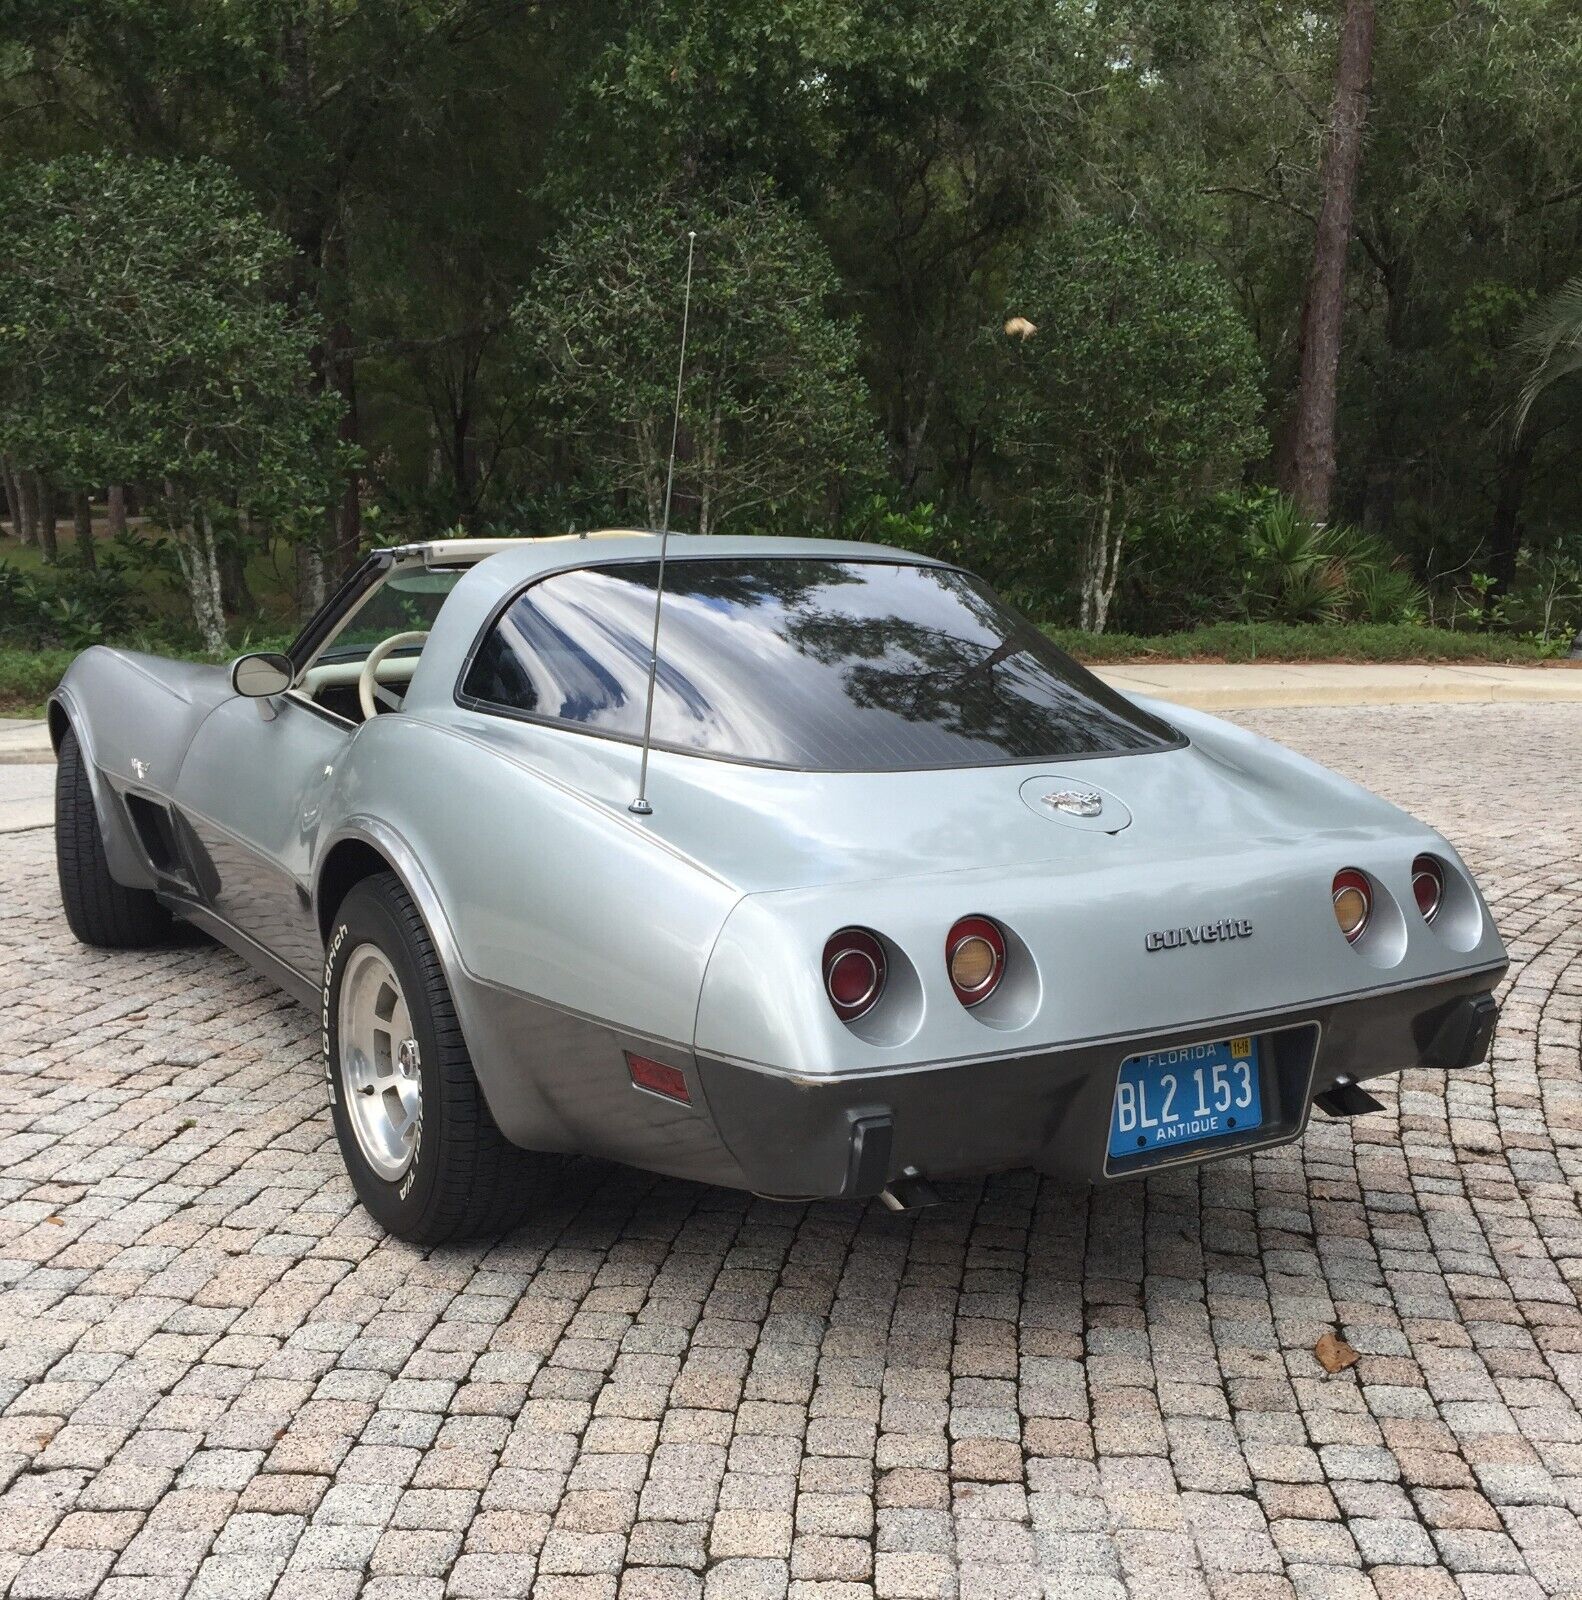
[315,713,744,1171]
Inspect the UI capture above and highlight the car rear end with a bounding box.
[686,828,1506,1201]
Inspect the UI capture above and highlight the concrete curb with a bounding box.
[1093,663,1582,711]
[0,720,52,765]
[0,765,54,833]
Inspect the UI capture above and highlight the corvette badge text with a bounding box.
[1145,918,1254,953]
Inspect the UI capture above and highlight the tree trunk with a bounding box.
[297,539,327,616]
[0,459,23,543]
[73,491,96,571]
[1079,464,1120,634]
[696,413,721,537]
[1283,0,1376,522]
[1485,429,1538,606]
[636,420,663,527]
[220,541,256,616]
[12,468,38,547]
[322,223,362,578]
[177,509,229,655]
[1360,244,1409,535]
[34,475,59,561]
[107,484,128,540]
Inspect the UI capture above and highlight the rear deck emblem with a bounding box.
[1146,919,1254,953]
[1044,788,1103,818]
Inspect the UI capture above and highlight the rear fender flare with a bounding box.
[313,816,468,986]
[312,814,518,1136]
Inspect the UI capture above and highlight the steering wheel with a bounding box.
[358,631,430,721]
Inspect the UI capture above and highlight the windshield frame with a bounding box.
[452,553,1185,773]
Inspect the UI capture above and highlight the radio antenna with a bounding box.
[630,228,696,817]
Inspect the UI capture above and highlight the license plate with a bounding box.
[1108,1035,1263,1161]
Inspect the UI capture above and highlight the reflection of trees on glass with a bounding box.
[599,558,864,615]
[468,557,1175,769]
[781,608,1166,758]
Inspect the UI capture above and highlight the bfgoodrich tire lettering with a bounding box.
[54,726,171,948]
[322,871,537,1243]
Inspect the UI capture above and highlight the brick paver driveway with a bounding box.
[2,703,1580,1600]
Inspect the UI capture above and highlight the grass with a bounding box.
[0,649,80,717]
[1047,621,1571,665]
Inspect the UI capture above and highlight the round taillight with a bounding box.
[1333,869,1372,944]
[824,929,886,1022]
[1412,855,1443,924]
[947,916,1006,1008]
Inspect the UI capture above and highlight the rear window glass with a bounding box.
[460,558,1179,770]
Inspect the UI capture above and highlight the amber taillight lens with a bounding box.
[1412,855,1444,923]
[947,916,1006,1008]
[1332,869,1372,944]
[824,929,887,1022]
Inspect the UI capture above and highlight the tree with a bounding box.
[0,0,586,582]
[1283,0,1376,521]
[1003,221,1265,633]
[565,0,1111,503]
[513,186,878,534]
[0,155,342,651]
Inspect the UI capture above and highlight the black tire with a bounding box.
[55,727,171,949]
[323,872,536,1243]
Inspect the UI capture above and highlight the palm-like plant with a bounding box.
[1246,498,1346,622]
[1245,498,1425,625]
[1514,274,1582,434]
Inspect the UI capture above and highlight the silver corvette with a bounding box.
[50,532,1508,1240]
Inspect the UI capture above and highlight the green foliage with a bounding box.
[0,156,336,496]
[0,154,343,648]
[3,0,1582,648]
[1245,498,1426,626]
[1481,546,1582,646]
[0,528,161,647]
[0,562,139,649]
[1112,494,1268,635]
[1046,622,1565,666]
[1515,274,1582,433]
[0,648,79,714]
[512,185,878,533]
[1001,220,1265,630]
[1004,222,1265,500]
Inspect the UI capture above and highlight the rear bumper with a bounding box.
[694,963,1507,1197]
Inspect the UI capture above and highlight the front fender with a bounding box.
[50,677,155,892]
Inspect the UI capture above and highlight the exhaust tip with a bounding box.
[879,1167,940,1211]
[1314,1075,1386,1119]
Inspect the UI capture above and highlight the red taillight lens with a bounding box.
[1412,855,1443,923]
[824,929,886,1021]
[1332,869,1372,944]
[947,916,1006,1008]
[625,1052,690,1103]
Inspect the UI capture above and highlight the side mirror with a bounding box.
[231,652,294,698]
